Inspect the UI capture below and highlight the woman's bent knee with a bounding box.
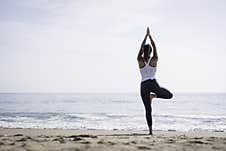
[160,92,173,99]
[167,92,173,99]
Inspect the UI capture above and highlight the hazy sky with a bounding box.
[1,0,226,93]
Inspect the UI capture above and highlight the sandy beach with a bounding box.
[0,129,225,151]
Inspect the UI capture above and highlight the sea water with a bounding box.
[0,93,226,132]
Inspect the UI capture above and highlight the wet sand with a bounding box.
[0,128,226,151]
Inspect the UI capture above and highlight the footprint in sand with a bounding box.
[122,142,130,145]
[66,135,84,141]
[188,140,209,144]
[16,137,27,142]
[137,145,151,150]
[165,139,176,143]
[79,141,91,144]
[76,135,97,138]
[107,141,116,145]
[13,134,23,137]
[130,141,137,144]
[97,140,104,144]
[52,137,65,143]
[193,137,204,139]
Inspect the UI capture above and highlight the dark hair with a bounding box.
[143,44,152,62]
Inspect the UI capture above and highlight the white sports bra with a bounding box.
[139,58,156,82]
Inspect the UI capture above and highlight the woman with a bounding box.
[137,27,173,135]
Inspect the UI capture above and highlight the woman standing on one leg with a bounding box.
[137,27,173,135]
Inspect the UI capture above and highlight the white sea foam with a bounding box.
[0,93,226,131]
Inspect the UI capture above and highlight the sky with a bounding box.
[0,0,226,93]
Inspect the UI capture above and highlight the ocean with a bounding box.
[0,93,226,132]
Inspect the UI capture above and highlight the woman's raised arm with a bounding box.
[149,32,158,59]
[137,28,149,61]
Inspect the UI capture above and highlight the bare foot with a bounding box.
[149,94,157,103]
[149,131,153,135]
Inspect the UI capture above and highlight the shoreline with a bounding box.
[0,128,226,136]
[1,128,225,135]
[0,128,226,151]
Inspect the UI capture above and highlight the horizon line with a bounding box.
[0,91,226,94]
